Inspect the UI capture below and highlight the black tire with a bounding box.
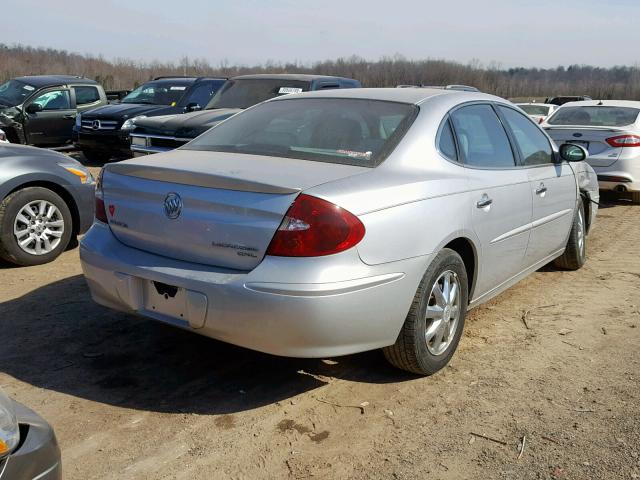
[554,200,586,271]
[81,149,112,164]
[383,248,469,375]
[0,187,73,266]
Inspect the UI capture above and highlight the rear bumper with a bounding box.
[0,401,61,480]
[593,163,640,192]
[79,222,426,357]
[74,128,131,156]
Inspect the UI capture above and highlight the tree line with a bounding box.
[2,43,640,100]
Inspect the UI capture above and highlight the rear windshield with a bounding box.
[0,79,37,107]
[122,81,192,105]
[518,105,551,116]
[206,79,311,110]
[185,98,418,167]
[547,106,640,127]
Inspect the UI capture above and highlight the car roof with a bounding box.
[230,73,357,82]
[14,75,98,87]
[559,100,640,108]
[269,87,504,106]
[516,102,554,106]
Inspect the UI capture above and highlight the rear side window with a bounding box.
[499,106,553,166]
[185,98,417,167]
[450,104,515,168]
[548,106,640,127]
[438,118,457,161]
[74,86,100,105]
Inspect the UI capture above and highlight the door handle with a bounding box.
[63,114,76,119]
[476,194,493,208]
[535,183,548,196]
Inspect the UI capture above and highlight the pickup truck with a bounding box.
[130,74,361,155]
[73,76,226,163]
[0,75,107,146]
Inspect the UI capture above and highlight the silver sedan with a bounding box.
[80,88,598,375]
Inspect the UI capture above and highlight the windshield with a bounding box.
[122,81,191,105]
[206,79,310,110]
[518,105,551,116]
[547,106,640,127]
[0,79,37,107]
[185,98,418,167]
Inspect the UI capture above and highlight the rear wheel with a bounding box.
[0,187,73,266]
[554,200,586,270]
[383,248,468,375]
[81,149,112,164]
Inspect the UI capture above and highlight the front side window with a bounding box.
[184,81,225,107]
[0,80,37,107]
[499,106,553,166]
[185,98,417,167]
[31,90,71,110]
[122,81,191,105]
[450,104,515,168]
[74,86,100,105]
[547,106,640,127]
[206,79,311,110]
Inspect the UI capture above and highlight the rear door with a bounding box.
[499,105,576,265]
[449,104,533,298]
[23,87,76,145]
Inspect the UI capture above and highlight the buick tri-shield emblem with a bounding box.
[163,193,183,219]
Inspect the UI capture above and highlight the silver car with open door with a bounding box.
[80,88,598,375]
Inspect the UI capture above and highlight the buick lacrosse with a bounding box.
[80,88,598,374]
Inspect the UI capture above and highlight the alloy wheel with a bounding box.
[424,270,462,356]
[13,200,65,255]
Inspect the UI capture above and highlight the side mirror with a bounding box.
[559,143,588,162]
[185,103,202,112]
[26,103,43,114]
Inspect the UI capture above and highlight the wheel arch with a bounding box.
[442,237,478,301]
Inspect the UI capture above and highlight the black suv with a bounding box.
[130,74,361,154]
[0,75,107,146]
[74,76,226,162]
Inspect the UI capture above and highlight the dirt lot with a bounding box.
[1,182,639,479]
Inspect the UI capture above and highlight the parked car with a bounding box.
[546,95,592,106]
[0,388,61,479]
[516,103,559,124]
[0,143,94,266]
[0,75,107,147]
[129,74,361,155]
[543,100,640,203]
[81,88,598,375]
[0,129,7,143]
[73,76,227,163]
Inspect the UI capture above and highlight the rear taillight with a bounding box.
[606,135,640,147]
[266,194,365,257]
[95,197,108,223]
[94,168,108,223]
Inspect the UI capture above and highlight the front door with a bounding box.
[449,103,533,299]
[23,88,75,145]
[497,105,577,266]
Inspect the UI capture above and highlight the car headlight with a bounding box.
[121,115,146,131]
[75,113,82,127]
[58,163,92,184]
[0,390,19,459]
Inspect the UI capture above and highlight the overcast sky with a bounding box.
[2,0,639,68]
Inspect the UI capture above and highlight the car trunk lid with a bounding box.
[101,150,368,270]
[544,126,628,167]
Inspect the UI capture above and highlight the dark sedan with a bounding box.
[0,144,94,266]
